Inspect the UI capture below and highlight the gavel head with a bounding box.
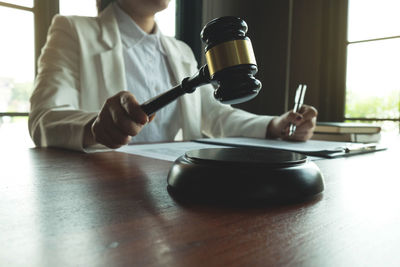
[201,16,262,105]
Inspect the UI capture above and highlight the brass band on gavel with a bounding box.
[205,39,257,77]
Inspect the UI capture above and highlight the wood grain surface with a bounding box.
[1,139,399,267]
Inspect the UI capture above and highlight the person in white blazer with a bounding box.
[28,0,317,151]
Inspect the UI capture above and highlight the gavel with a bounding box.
[140,16,262,116]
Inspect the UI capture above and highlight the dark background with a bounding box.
[177,0,348,122]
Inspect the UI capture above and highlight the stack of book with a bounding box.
[312,122,381,143]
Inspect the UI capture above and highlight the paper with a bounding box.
[195,137,352,153]
[97,137,376,161]
[115,140,326,161]
[116,141,229,162]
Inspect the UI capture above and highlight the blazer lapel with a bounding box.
[160,36,194,85]
[97,5,126,96]
[160,36,203,139]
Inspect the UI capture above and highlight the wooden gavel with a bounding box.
[140,16,262,116]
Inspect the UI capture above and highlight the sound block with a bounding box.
[167,147,324,202]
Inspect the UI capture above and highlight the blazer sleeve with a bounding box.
[200,85,274,139]
[29,15,98,151]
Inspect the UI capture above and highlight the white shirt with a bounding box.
[113,3,181,143]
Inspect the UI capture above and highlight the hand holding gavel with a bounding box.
[88,16,263,148]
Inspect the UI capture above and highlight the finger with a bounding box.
[291,133,310,142]
[93,102,139,144]
[91,112,115,146]
[275,112,302,139]
[149,114,156,123]
[91,116,127,149]
[267,112,303,139]
[119,92,148,125]
[284,128,309,141]
[299,105,318,120]
[297,117,316,130]
[93,92,145,147]
[290,120,315,141]
[103,127,131,148]
[98,133,120,149]
[92,123,120,149]
[281,111,303,126]
[287,112,304,129]
[109,104,145,136]
[293,130,314,141]
[298,116,317,135]
[281,124,290,138]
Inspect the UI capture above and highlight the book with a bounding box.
[311,132,381,143]
[315,122,381,134]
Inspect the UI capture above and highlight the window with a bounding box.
[345,0,400,132]
[0,1,36,148]
[0,2,34,116]
[0,1,177,147]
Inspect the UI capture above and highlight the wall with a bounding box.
[289,0,347,121]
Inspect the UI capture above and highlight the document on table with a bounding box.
[116,141,229,162]
[195,137,385,158]
[195,137,347,153]
[114,137,385,161]
[115,140,323,161]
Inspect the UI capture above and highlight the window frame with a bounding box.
[0,0,58,117]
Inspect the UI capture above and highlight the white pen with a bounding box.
[289,84,307,136]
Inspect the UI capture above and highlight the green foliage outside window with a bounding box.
[345,90,400,119]
[0,77,32,112]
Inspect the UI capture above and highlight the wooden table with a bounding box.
[1,138,400,266]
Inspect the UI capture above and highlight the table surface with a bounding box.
[1,137,400,267]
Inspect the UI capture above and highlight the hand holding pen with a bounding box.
[266,84,318,141]
[289,84,307,136]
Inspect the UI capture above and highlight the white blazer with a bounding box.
[29,5,273,151]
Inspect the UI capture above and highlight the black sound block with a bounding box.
[167,147,324,202]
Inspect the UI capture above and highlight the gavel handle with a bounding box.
[140,65,211,116]
[140,83,186,116]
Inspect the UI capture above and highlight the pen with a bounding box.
[289,84,307,136]
[344,143,377,153]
